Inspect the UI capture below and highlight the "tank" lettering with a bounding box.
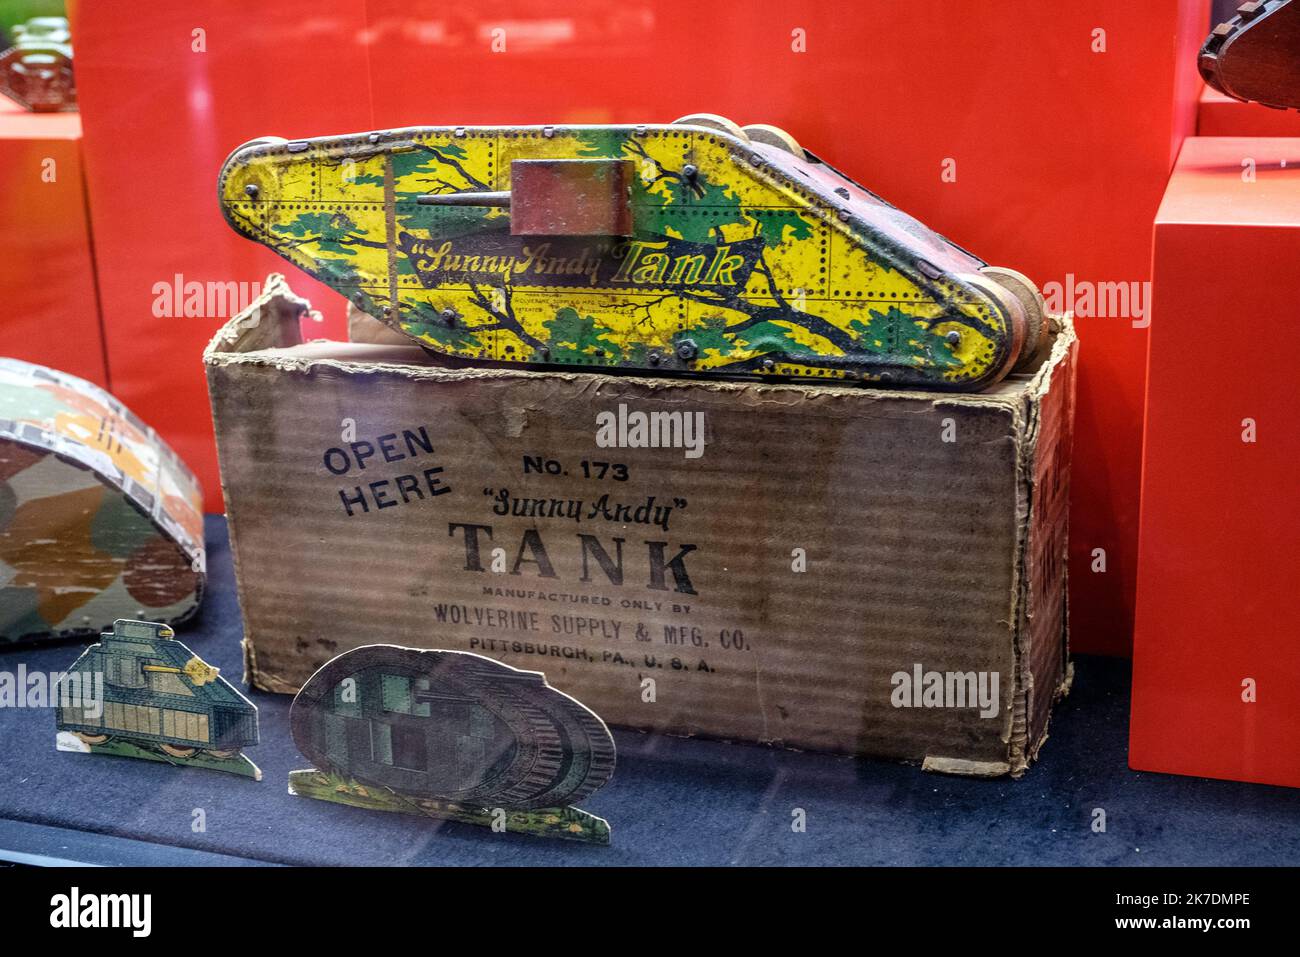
[611,241,745,286]
[448,523,698,595]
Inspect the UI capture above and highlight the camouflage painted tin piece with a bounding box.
[219,119,1045,390]
[0,358,204,643]
[290,645,615,843]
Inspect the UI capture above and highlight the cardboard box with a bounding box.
[1130,138,1300,788]
[206,276,1076,776]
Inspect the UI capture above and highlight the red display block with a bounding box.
[1130,137,1300,788]
[1199,85,1300,137]
[0,108,106,387]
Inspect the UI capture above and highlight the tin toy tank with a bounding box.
[218,114,1049,391]
[55,619,261,780]
[0,15,75,113]
[289,645,615,844]
[1200,1,1300,111]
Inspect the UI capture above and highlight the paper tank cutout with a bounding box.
[289,645,616,844]
[0,358,205,643]
[55,619,261,780]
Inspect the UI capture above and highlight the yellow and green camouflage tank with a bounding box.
[0,359,204,643]
[219,115,1047,390]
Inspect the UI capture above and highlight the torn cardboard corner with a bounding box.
[206,275,1077,777]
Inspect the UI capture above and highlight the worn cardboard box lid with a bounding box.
[206,275,1076,776]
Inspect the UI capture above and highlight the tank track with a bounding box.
[1200,0,1300,111]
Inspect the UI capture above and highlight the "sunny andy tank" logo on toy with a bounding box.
[218,114,1051,390]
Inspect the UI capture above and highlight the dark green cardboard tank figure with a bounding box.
[55,619,261,780]
[289,646,616,845]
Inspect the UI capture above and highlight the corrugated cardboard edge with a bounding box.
[921,756,1014,777]
[919,314,1077,778]
[1035,318,1077,770]
[1006,316,1077,777]
[202,272,314,360]
[207,277,1078,773]
[203,274,310,687]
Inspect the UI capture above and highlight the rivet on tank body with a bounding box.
[837,209,850,221]
[682,163,698,180]
[543,126,555,138]
[538,346,550,359]
[648,352,662,366]
[454,127,466,138]
[676,339,698,361]
[945,330,961,345]
[244,183,259,198]
[762,358,776,371]
[440,308,458,327]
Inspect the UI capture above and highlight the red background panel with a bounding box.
[62,0,1209,655]
[1198,85,1300,137]
[1130,137,1300,787]
[65,0,375,497]
[0,105,106,385]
